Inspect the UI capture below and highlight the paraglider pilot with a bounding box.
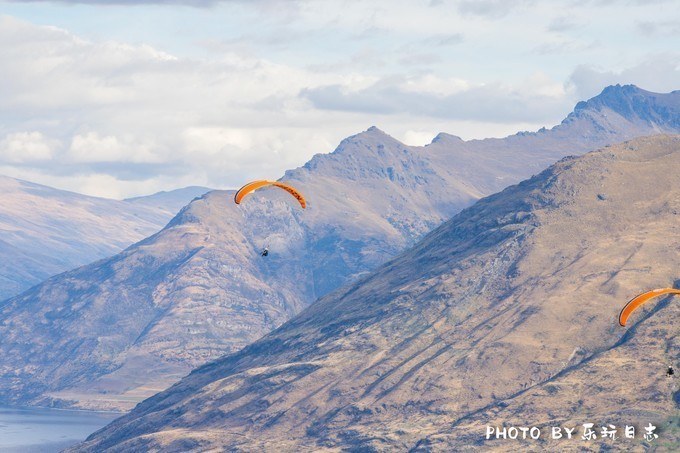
[261,247,269,257]
[667,365,674,377]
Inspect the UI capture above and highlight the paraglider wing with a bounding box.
[234,180,306,208]
[234,180,272,204]
[271,182,306,208]
[619,288,680,326]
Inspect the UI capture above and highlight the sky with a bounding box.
[0,0,679,198]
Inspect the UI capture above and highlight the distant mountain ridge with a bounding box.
[418,84,680,196]
[0,176,210,300]
[124,186,212,213]
[1,85,680,412]
[574,84,680,126]
[72,134,680,452]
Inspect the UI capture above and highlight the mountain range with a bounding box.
[73,134,680,452]
[0,178,209,300]
[1,84,680,412]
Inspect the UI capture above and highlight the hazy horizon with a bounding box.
[1,1,678,198]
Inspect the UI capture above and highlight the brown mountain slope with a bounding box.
[0,176,209,300]
[3,85,680,413]
[0,189,309,410]
[74,135,680,452]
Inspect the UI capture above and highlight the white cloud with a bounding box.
[0,0,679,198]
[6,0,221,5]
[402,129,439,146]
[456,0,535,19]
[637,20,680,37]
[398,75,471,97]
[182,127,253,157]
[69,132,163,163]
[0,132,56,163]
[301,73,570,123]
[547,16,581,32]
[566,54,680,100]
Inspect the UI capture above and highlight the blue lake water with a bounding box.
[0,406,120,452]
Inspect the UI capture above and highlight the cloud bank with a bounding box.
[0,0,678,198]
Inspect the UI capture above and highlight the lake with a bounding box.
[0,406,120,452]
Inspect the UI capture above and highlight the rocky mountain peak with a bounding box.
[570,84,680,127]
[72,134,680,452]
[574,84,642,110]
[430,132,465,144]
[4,87,680,417]
[292,126,403,177]
[334,125,403,153]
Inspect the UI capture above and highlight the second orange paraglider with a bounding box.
[619,288,680,326]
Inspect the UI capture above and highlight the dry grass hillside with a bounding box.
[74,135,680,452]
[3,85,680,414]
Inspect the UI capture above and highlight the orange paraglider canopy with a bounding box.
[619,288,680,326]
[234,180,306,208]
